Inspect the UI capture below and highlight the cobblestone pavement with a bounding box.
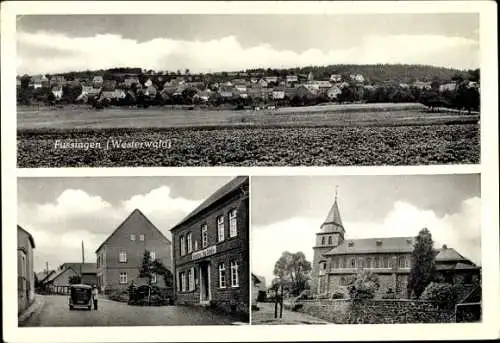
[20,295,246,326]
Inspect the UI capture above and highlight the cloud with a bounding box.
[252,197,481,286]
[19,186,201,271]
[16,31,479,74]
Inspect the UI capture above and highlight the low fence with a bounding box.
[292,299,458,324]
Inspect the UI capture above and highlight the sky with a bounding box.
[17,176,235,272]
[16,13,480,75]
[251,174,481,286]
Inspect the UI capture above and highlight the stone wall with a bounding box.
[295,299,455,324]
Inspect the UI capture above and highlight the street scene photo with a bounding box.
[16,13,480,167]
[17,176,250,326]
[251,174,481,324]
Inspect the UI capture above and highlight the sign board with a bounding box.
[192,245,217,261]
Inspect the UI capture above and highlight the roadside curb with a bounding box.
[18,295,44,325]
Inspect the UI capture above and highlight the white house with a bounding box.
[327,86,342,100]
[272,90,285,100]
[350,74,365,83]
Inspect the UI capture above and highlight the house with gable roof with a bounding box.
[95,209,172,293]
[312,193,480,299]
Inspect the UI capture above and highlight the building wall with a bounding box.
[17,228,35,314]
[96,211,172,292]
[172,182,249,315]
[52,268,79,286]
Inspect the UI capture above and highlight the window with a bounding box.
[217,216,225,242]
[321,236,325,245]
[119,252,127,263]
[139,234,145,241]
[188,267,195,291]
[328,236,332,245]
[230,261,239,287]
[374,257,380,268]
[201,225,208,248]
[383,256,389,268]
[186,233,192,253]
[229,209,237,237]
[97,255,100,268]
[180,235,186,256]
[218,263,226,288]
[358,258,364,268]
[130,234,136,241]
[150,251,156,260]
[366,257,371,268]
[180,272,186,292]
[120,272,127,284]
[152,273,157,284]
[398,256,405,268]
[194,240,199,251]
[177,272,181,291]
[350,258,355,268]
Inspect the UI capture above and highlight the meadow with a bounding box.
[17,104,480,167]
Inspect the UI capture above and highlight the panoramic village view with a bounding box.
[16,14,480,167]
[18,176,250,326]
[251,175,481,324]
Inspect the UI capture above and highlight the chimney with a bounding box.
[376,240,383,246]
[348,241,354,247]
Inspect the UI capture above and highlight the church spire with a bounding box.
[320,186,344,233]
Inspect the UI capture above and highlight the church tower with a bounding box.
[311,188,345,295]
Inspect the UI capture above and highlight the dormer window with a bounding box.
[348,242,354,247]
[376,240,383,246]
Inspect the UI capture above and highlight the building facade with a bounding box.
[312,195,480,299]
[171,176,249,317]
[18,226,36,314]
[95,209,172,293]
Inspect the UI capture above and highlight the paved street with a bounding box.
[251,302,328,325]
[20,295,245,326]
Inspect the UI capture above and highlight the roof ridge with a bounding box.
[95,209,170,253]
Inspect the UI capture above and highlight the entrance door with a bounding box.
[199,263,211,304]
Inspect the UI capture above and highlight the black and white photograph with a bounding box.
[17,175,250,326]
[16,13,480,167]
[251,174,482,324]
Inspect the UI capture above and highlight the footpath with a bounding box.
[18,295,45,325]
[251,302,329,325]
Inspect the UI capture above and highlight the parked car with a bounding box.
[69,284,92,310]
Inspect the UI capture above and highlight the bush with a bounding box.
[348,270,380,300]
[331,290,347,299]
[296,289,313,301]
[109,290,129,303]
[420,282,458,309]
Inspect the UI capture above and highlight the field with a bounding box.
[17,104,480,167]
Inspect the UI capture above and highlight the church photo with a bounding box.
[251,174,481,325]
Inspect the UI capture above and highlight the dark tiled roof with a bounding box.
[324,237,415,255]
[171,176,249,231]
[95,209,170,253]
[60,263,97,274]
[435,247,469,262]
[321,199,344,232]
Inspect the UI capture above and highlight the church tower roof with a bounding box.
[320,187,345,233]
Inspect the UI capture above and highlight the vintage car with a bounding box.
[69,284,92,310]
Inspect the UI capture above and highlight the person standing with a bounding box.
[92,285,98,310]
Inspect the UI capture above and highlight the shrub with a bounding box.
[348,270,380,299]
[420,282,458,309]
[331,290,347,299]
[108,290,129,303]
[296,289,313,301]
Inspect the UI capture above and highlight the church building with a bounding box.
[311,192,480,299]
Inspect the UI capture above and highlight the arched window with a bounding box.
[328,236,332,245]
[321,236,325,245]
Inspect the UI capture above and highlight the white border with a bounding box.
[2,1,499,342]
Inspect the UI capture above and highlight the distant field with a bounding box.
[17,103,477,130]
[17,103,480,167]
